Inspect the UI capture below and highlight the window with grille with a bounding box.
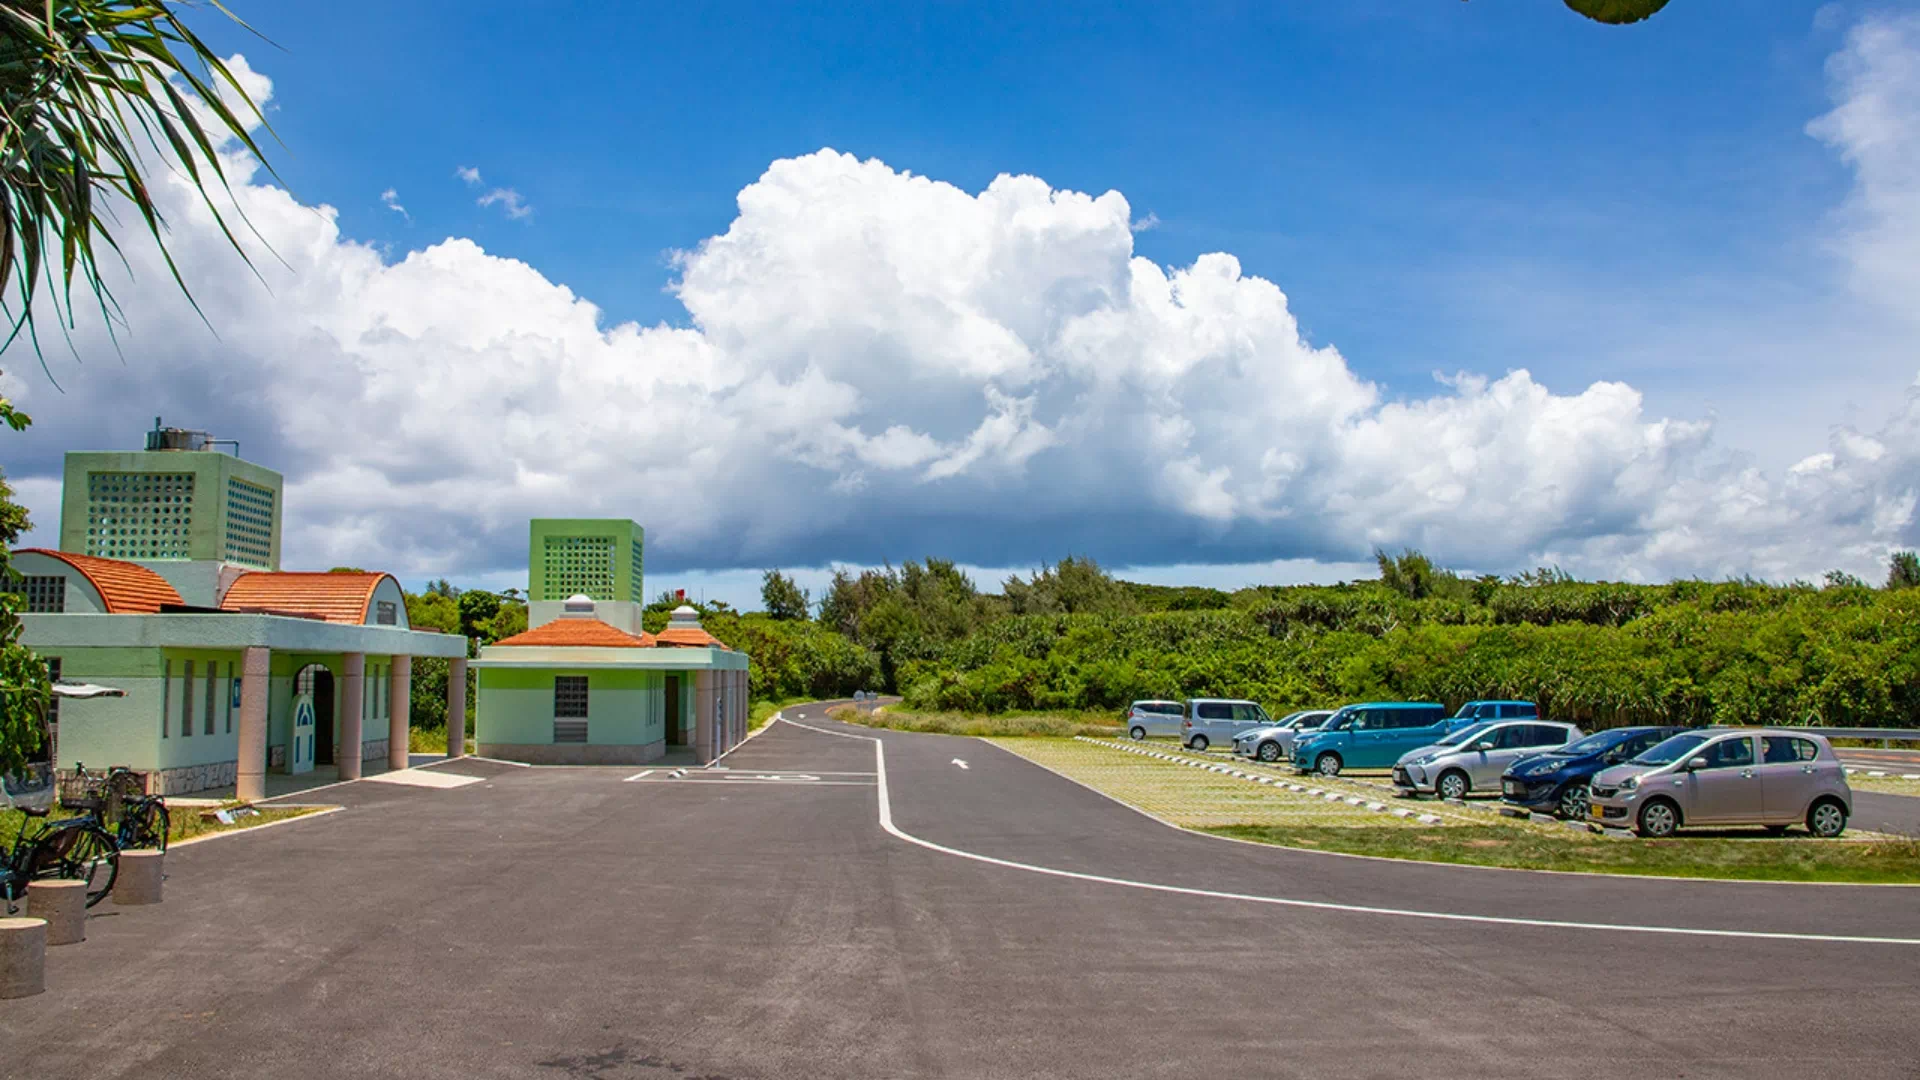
[83,471,196,560]
[204,663,216,735]
[20,575,65,612]
[554,676,589,718]
[223,479,275,567]
[181,660,194,738]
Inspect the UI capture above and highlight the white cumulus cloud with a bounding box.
[4,29,1919,588]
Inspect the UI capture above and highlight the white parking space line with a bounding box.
[775,715,1920,947]
[622,770,654,782]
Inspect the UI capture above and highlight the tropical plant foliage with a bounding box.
[0,389,49,773]
[0,0,270,360]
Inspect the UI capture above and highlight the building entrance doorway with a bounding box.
[664,676,682,746]
[295,665,336,769]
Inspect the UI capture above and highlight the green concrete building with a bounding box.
[529,518,643,602]
[60,419,284,570]
[14,424,469,796]
[473,523,748,767]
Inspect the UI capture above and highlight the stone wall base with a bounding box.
[362,738,388,763]
[476,741,664,766]
[148,760,238,796]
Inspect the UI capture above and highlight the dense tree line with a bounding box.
[770,550,1920,730]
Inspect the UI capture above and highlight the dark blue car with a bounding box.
[1500,726,1689,819]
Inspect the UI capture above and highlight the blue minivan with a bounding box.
[1289,702,1450,776]
[1446,700,1539,730]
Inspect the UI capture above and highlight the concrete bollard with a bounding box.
[0,917,47,998]
[26,879,87,945]
[112,850,165,906]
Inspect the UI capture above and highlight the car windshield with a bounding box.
[1556,731,1629,757]
[1633,732,1709,766]
[1435,722,1493,747]
[1451,703,1480,719]
[1320,711,1353,731]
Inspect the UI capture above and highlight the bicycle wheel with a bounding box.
[122,800,170,852]
[29,824,120,908]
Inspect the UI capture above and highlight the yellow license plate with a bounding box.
[1590,804,1605,820]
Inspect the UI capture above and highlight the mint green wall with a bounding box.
[478,667,668,746]
[152,648,245,770]
[528,518,643,602]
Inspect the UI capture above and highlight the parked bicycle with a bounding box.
[0,765,120,912]
[66,763,169,852]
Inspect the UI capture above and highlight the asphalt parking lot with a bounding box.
[5,705,1920,1080]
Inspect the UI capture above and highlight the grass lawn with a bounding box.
[2,801,321,848]
[1206,824,1920,884]
[408,726,475,755]
[987,737,1439,830]
[1845,772,1920,797]
[829,705,1123,738]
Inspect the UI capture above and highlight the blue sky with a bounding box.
[8,1,1920,606]
[212,1,1858,386]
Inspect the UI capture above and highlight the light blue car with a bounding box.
[1288,701,1451,776]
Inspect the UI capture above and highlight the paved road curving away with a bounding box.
[6,702,1918,1079]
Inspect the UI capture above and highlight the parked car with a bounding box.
[1181,699,1275,751]
[1288,702,1450,776]
[1123,700,1185,740]
[1499,725,1688,819]
[1586,729,1853,838]
[1232,710,1336,763]
[1393,720,1583,800]
[1445,700,1539,732]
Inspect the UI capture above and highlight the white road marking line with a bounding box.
[623,770,655,782]
[953,759,970,770]
[777,715,1920,947]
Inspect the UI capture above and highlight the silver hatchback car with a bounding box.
[1122,700,1184,740]
[1232,710,1336,763]
[1587,729,1853,838]
[1393,720,1582,800]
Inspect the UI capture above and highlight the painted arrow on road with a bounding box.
[952,759,970,770]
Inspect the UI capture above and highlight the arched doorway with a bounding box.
[294,664,336,770]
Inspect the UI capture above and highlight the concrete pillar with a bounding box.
[236,646,271,802]
[446,656,468,759]
[113,850,164,906]
[694,670,715,764]
[388,655,412,771]
[0,918,47,999]
[26,879,86,945]
[339,653,366,780]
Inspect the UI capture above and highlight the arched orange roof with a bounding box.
[492,619,657,648]
[220,571,397,625]
[14,550,183,614]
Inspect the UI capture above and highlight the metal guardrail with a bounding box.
[1780,727,1920,746]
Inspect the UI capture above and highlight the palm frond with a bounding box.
[0,0,279,376]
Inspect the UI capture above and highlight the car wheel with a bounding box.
[1436,770,1470,801]
[1556,783,1590,820]
[1130,726,1146,741]
[1636,799,1680,838]
[1257,742,1282,763]
[1807,798,1847,838]
[1189,735,1209,752]
[1314,753,1342,777]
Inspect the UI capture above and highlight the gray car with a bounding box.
[1232,710,1335,762]
[1123,700,1185,740]
[1587,729,1853,838]
[1393,720,1582,800]
[1181,699,1273,751]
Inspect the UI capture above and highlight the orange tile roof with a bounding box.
[491,619,658,648]
[220,571,395,625]
[655,626,728,649]
[16,550,183,614]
